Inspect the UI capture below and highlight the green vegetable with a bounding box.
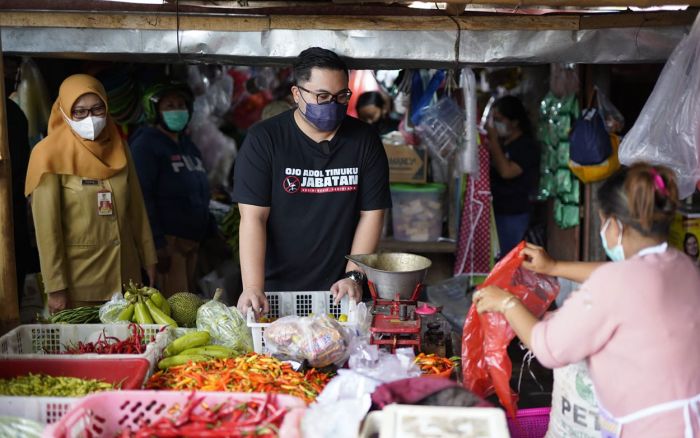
[0,416,43,438]
[196,289,254,354]
[49,306,101,324]
[149,292,171,317]
[167,292,205,328]
[117,303,135,321]
[134,297,154,324]
[179,345,240,358]
[145,298,177,328]
[0,374,113,397]
[163,331,211,357]
[158,354,210,370]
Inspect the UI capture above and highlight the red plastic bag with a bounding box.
[461,241,559,418]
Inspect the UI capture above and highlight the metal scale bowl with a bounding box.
[346,252,432,352]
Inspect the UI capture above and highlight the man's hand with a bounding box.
[330,278,361,305]
[47,290,68,314]
[156,247,171,274]
[237,288,269,318]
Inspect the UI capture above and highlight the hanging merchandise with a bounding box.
[538,92,581,228]
[454,138,492,277]
[549,64,580,99]
[619,14,700,199]
[188,66,238,189]
[457,68,479,176]
[461,242,560,419]
[416,97,465,165]
[410,70,446,126]
[569,133,621,183]
[97,65,144,127]
[569,108,611,166]
[595,86,625,135]
[16,57,52,146]
[347,70,381,118]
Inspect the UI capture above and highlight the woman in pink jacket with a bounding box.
[474,163,700,437]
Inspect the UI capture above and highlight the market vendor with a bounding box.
[26,74,157,313]
[131,82,212,297]
[487,95,539,257]
[233,47,391,315]
[355,91,398,135]
[473,163,700,437]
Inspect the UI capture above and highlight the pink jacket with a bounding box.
[531,248,700,437]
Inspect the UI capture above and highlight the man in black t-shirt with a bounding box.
[232,47,391,315]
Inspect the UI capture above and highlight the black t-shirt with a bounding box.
[232,110,391,291]
[490,135,540,215]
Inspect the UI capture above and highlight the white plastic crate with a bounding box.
[246,291,357,354]
[0,396,77,425]
[0,324,170,378]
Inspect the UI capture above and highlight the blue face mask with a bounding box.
[161,110,189,132]
[301,101,347,132]
[600,218,625,262]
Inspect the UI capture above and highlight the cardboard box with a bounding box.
[383,142,428,184]
[669,208,700,265]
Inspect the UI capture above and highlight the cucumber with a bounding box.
[157,354,210,370]
[163,331,211,357]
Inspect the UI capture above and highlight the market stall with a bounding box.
[1,1,700,437]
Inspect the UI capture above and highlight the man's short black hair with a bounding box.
[293,47,349,84]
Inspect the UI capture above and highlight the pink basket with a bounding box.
[44,390,306,438]
[507,407,551,438]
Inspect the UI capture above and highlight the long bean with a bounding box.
[0,374,113,397]
[50,306,101,324]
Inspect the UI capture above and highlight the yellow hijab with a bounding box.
[25,74,126,196]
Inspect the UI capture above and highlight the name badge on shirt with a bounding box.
[97,190,114,216]
[82,179,99,185]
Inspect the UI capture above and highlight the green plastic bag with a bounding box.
[560,180,580,204]
[554,199,580,228]
[556,142,570,168]
[555,169,574,195]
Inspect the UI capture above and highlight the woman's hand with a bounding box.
[146,264,157,287]
[521,243,557,276]
[47,290,68,314]
[473,285,515,314]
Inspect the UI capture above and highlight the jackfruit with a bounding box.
[167,292,205,327]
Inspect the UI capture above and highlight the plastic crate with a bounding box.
[45,390,306,438]
[0,358,151,425]
[246,291,357,354]
[507,407,551,438]
[0,324,170,378]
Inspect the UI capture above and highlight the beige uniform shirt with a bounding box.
[32,154,157,302]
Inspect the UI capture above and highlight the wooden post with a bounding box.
[0,31,20,334]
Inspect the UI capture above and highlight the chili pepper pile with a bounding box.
[121,392,287,438]
[0,373,113,397]
[146,353,331,404]
[60,323,155,355]
[414,353,455,375]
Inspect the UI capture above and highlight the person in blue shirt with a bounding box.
[131,82,211,296]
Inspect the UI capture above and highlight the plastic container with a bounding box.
[0,358,150,425]
[246,291,357,354]
[507,407,551,438]
[45,390,306,438]
[390,183,446,242]
[0,324,170,378]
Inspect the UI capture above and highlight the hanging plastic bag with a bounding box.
[569,133,621,183]
[595,86,624,134]
[461,241,559,418]
[569,107,612,166]
[619,14,700,199]
[416,97,465,164]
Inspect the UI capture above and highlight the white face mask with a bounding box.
[62,109,106,141]
[494,120,510,138]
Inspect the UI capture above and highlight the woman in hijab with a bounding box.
[26,74,157,313]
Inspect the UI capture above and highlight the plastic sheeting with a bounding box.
[1,25,689,65]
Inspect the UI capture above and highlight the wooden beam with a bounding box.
[0,9,695,32]
[0,32,20,334]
